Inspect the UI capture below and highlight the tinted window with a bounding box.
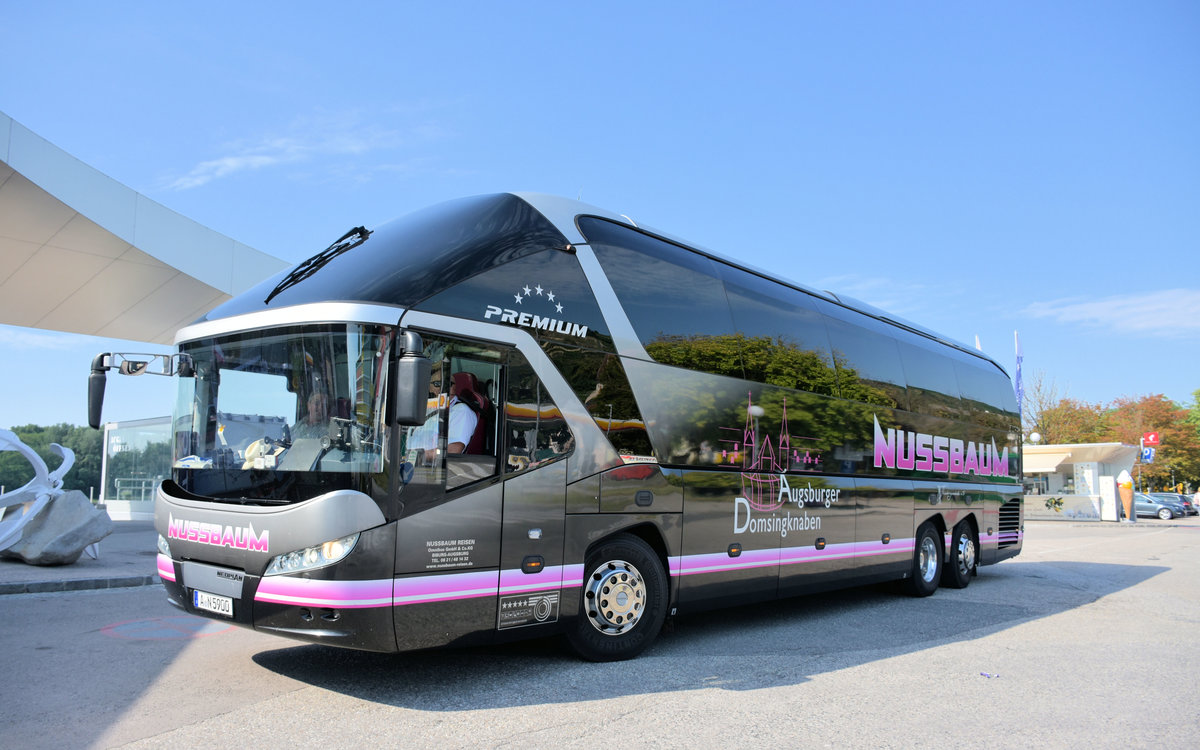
[896,337,966,421]
[814,300,908,409]
[717,265,838,396]
[504,350,573,474]
[204,194,568,320]
[545,344,654,460]
[621,357,841,473]
[582,218,738,369]
[954,359,1019,429]
[416,249,613,352]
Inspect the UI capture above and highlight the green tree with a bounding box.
[1104,394,1199,490]
[1185,389,1200,439]
[0,424,103,496]
[1035,398,1110,444]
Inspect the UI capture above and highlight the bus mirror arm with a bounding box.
[392,332,431,427]
[87,352,194,429]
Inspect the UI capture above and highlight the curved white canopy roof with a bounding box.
[0,110,287,344]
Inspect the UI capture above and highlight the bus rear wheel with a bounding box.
[903,522,941,597]
[566,534,667,662]
[941,521,976,589]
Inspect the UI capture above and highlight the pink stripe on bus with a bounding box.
[156,554,176,582]
[254,576,394,608]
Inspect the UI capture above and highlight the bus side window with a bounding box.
[504,350,572,473]
[718,263,839,397]
[814,299,909,410]
[582,217,738,357]
[897,339,968,422]
[405,336,504,491]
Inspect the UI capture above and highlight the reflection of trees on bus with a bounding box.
[547,332,1017,479]
[547,345,654,458]
[645,333,895,406]
[629,333,894,471]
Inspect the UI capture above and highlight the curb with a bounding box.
[0,574,159,596]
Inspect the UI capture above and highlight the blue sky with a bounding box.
[1,1,1197,429]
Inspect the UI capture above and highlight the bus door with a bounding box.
[392,337,506,651]
[676,470,779,612]
[495,349,572,634]
[777,474,858,596]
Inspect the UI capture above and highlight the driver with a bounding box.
[292,390,331,440]
[407,372,478,457]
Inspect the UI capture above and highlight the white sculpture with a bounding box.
[0,429,112,564]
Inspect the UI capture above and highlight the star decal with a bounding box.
[508,282,566,315]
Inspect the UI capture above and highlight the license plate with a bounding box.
[193,589,234,617]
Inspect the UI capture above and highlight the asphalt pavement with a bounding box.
[0,519,159,595]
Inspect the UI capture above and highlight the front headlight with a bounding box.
[157,534,171,557]
[263,533,360,576]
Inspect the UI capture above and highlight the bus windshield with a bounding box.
[172,323,393,502]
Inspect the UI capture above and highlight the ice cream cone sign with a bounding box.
[1117,470,1135,521]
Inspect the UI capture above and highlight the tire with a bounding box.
[941,522,976,589]
[565,534,667,662]
[1158,507,1173,520]
[903,522,942,597]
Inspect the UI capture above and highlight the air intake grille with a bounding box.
[998,498,1021,548]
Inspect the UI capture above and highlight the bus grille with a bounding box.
[998,498,1021,548]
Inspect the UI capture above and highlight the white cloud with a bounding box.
[165,109,427,190]
[168,153,298,190]
[1022,288,1200,338]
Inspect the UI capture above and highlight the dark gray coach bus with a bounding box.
[88,193,1023,661]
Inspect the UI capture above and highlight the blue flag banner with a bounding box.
[1014,331,1023,418]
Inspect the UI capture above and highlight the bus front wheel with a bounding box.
[566,534,667,662]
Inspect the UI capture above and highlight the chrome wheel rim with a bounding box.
[918,534,939,584]
[955,532,976,576]
[583,559,646,635]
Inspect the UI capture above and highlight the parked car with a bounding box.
[1148,493,1199,516]
[1134,492,1187,520]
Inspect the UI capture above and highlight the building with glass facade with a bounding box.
[100,416,171,520]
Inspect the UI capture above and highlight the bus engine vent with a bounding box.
[997,498,1021,548]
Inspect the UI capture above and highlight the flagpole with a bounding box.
[1014,330,1023,427]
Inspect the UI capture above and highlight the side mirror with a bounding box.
[87,352,191,429]
[88,353,111,430]
[392,332,431,426]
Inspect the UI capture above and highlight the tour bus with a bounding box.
[88,193,1023,661]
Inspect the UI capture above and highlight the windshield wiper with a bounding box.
[265,226,372,304]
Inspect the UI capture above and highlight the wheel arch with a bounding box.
[919,512,949,556]
[585,522,673,600]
